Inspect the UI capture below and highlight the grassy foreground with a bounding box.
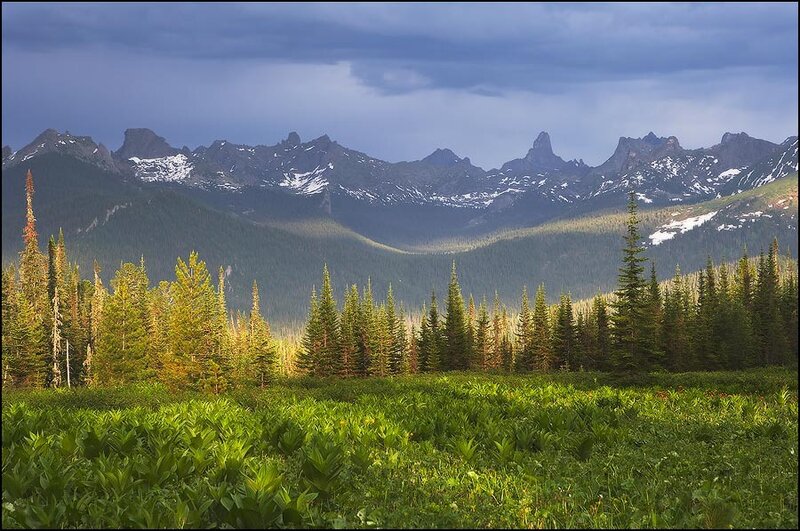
[2,369,798,528]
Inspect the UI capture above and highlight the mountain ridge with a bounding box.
[5,127,796,211]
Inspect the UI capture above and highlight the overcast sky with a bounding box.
[2,2,797,168]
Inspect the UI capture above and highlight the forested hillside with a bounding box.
[2,157,796,324]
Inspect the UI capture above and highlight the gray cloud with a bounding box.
[1,3,797,167]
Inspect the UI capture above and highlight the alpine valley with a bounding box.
[2,128,797,324]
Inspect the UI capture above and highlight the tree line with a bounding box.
[2,172,797,390]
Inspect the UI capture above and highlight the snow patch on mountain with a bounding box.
[129,154,193,182]
[648,210,718,246]
[279,165,330,195]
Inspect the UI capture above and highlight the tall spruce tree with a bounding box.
[317,265,341,376]
[552,293,576,370]
[592,294,612,371]
[385,284,405,375]
[96,263,150,385]
[532,284,553,371]
[420,290,443,372]
[611,192,651,373]
[249,281,276,386]
[166,252,220,391]
[473,297,491,371]
[444,261,469,370]
[340,285,360,377]
[515,286,535,371]
[355,279,376,376]
[297,287,321,375]
[661,267,691,371]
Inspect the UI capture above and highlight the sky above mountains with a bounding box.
[2,2,797,168]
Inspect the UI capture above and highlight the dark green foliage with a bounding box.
[552,293,577,370]
[531,284,553,372]
[611,192,654,373]
[444,262,469,371]
[514,286,534,372]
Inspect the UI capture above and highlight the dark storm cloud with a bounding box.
[3,3,797,92]
[1,3,797,167]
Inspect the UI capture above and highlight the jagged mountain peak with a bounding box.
[311,134,333,148]
[116,128,177,160]
[522,131,566,168]
[422,148,462,166]
[285,131,301,146]
[721,131,750,144]
[532,131,552,152]
[643,131,661,145]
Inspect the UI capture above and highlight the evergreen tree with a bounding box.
[489,292,504,370]
[473,297,491,371]
[532,284,553,371]
[8,290,47,387]
[420,290,443,372]
[371,304,391,376]
[17,170,50,385]
[2,267,17,386]
[552,293,576,370]
[166,252,220,391]
[147,281,171,381]
[499,304,513,371]
[592,294,612,371]
[317,265,341,376]
[407,324,419,374]
[385,284,405,375]
[515,286,535,371]
[466,295,476,369]
[754,240,789,365]
[96,263,150,386]
[714,264,754,369]
[574,310,592,370]
[644,262,664,369]
[611,192,652,373]
[297,287,321,375]
[693,257,719,369]
[19,170,49,318]
[355,279,376,376]
[340,285,360,377]
[249,281,276,386]
[661,267,691,371]
[215,267,231,385]
[734,248,755,311]
[396,303,409,374]
[444,261,469,370]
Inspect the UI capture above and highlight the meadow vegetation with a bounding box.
[3,370,797,528]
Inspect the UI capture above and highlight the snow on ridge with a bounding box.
[648,210,718,246]
[279,165,329,195]
[718,168,741,179]
[129,154,193,182]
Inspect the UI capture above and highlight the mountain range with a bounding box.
[1,127,797,324]
[4,127,797,238]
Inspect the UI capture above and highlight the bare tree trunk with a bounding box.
[66,339,71,388]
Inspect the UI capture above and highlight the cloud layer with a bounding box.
[2,3,797,167]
